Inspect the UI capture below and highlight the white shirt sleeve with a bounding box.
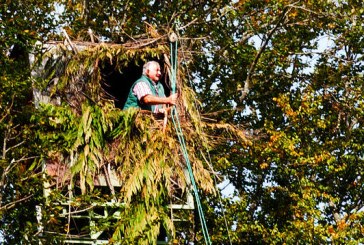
[133,81,152,101]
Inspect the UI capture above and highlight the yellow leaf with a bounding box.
[328,225,335,234]
[260,162,269,169]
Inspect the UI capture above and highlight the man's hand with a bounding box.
[168,93,178,105]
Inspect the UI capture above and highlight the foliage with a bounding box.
[192,0,364,244]
[28,42,216,244]
[0,2,54,242]
[1,0,364,244]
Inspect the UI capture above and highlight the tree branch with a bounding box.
[240,6,292,101]
[4,141,25,155]
[0,194,34,211]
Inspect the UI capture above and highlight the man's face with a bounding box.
[146,63,161,82]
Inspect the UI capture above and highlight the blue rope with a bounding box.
[170,39,212,245]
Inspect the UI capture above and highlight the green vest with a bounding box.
[123,75,165,112]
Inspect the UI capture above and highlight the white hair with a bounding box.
[142,61,160,75]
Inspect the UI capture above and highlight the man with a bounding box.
[123,61,177,113]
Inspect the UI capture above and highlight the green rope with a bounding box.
[170,39,212,245]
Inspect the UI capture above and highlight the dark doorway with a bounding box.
[101,57,169,109]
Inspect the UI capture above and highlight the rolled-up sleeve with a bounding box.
[133,81,152,101]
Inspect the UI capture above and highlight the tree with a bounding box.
[1,0,364,244]
[189,0,364,244]
[0,1,59,243]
